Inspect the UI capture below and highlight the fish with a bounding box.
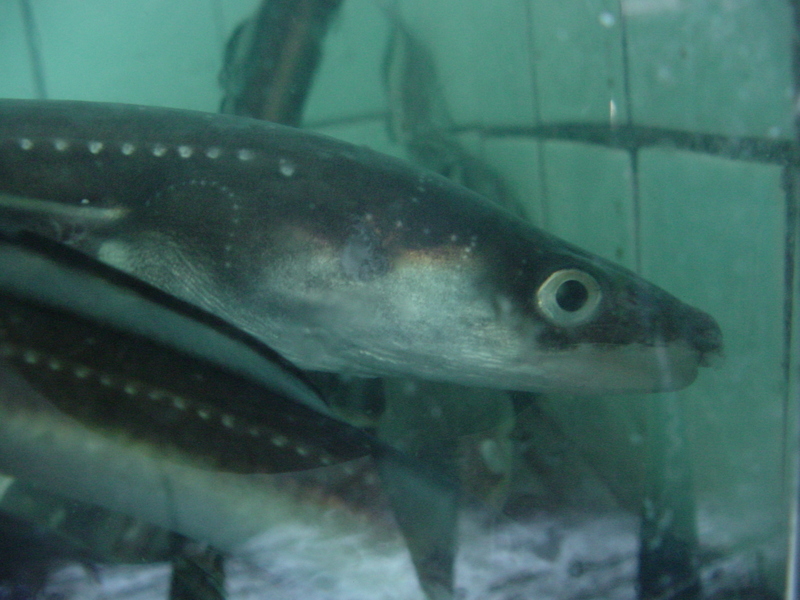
[0,230,371,474]
[219,0,345,124]
[0,231,460,599]
[0,99,722,395]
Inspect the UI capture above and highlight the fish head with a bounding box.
[479,230,723,393]
[229,161,722,395]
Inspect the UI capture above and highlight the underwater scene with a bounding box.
[0,1,796,599]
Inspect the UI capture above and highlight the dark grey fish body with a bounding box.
[0,232,371,473]
[0,100,721,393]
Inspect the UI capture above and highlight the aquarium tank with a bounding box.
[0,0,796,599]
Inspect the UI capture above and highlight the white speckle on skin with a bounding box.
[148,390,166,401]
[197,408,211,420]
[178,145,193,158]
[205,147,221,159]
[172,396,187,410]
[23,349,39,364]
[123,382,139,396]
[450,234,459,243]
[295,445,309,457]
[48,358,63,371]
[74,365,91,379]
[121,142,135,155]
[495,295,514,320]
[99,374,114,387]
[88,141,103,154]
[279,158,296,177]
[53,139,69,152]
[238,149,255,161]
[221,414,235,429]
[19,138,33,150]
[247,426,261,437]
[152,144,167,157]
[271,435,288,448]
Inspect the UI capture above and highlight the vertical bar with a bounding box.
[620,1,701,596]
[18,0,47,100]
[785,1,800,597]
[638,393,701,600]
[782,164,800,600]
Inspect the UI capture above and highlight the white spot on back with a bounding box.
[279,158,296,177]
[237,149,255,161]
[294,445,309,457]
[152,144,167,157]
[53,139,69,151]
[88,141,103,154]
[205,147,221,159]
[74,365,91,379]
[178,145,193,158]
[19,138,33,150]
[121,142,135,155]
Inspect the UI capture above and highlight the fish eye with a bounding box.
[536,269,602,326]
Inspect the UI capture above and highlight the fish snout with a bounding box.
[681,306,723,366]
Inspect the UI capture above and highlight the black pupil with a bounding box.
[555,279,589,312]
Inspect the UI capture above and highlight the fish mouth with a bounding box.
[684,308,724,367]
[529,335,720,395]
